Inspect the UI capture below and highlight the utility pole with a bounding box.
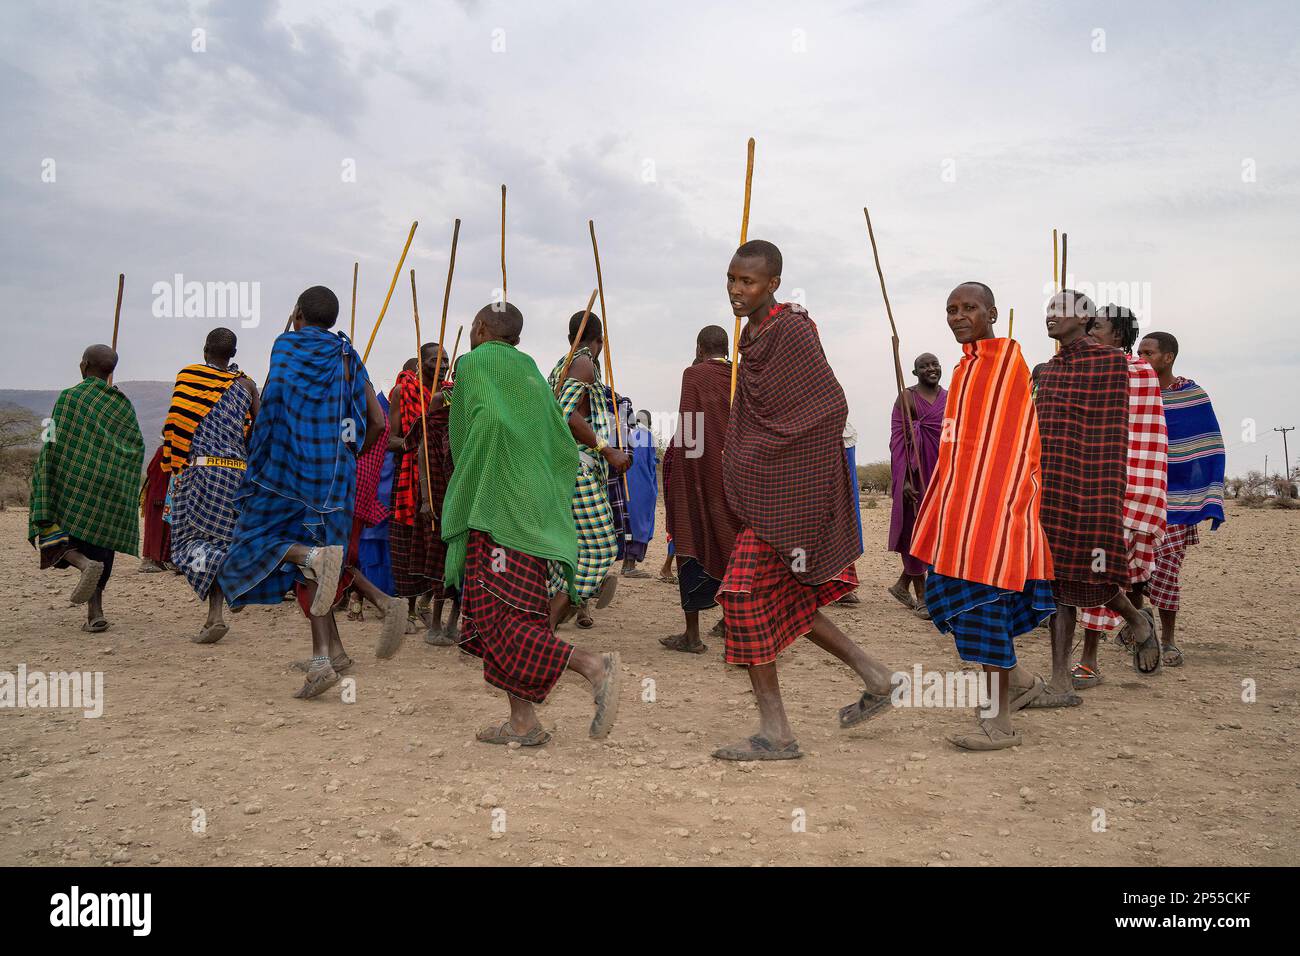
[1275,426,1295,496]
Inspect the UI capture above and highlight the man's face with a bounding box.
[1087,316,1122,348]
[420,346,446,381]
[1137,337,1173,375]
[945,286,995,343]
[1046,293,1086,342]
[913,353,942,387]
[727,254,779,318]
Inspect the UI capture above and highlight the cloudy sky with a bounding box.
[2,0,1297,474]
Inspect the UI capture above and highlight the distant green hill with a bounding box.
[0,381,174,463]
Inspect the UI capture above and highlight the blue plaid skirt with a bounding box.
[925,569,1054,669]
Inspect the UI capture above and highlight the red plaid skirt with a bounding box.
[389,517,447,599]
[459,530,573,703]
[718,528,857,665]
[1148,524,1198,612]
[1051,578,1119,609]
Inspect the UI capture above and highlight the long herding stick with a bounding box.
[362,220,419,363]
[108,273,124,386]
[432,219,461,389]
[1060,233,1068,292]
[863,207,923,493]
[730,137,756,403]
[410,269,436,526]
[589,219,633,504]
[500,185,508,305]
[554,289,600,398]
[1053,228,1059,293]
[349,261,359,340]
[1008,307,1015,340]
[448,325,464,375]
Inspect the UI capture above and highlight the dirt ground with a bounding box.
[1,500,1296,867]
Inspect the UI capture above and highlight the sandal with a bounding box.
[70,561,105,605]
[949,719,1023,751]
[1161,642,1184,667]
[192,621,229,644]
[712,734,803,761]
[1025,686,1083,708]
[659,633,708,654]
[293,660,340,699]
[1070,662,1103,689]
[80,617,109,633]
[475,721,551,746]
[300,546,343,616]
[589,652,621,739]
[575,603,595,629]
[291,652,354,673]
[595,573,619,609]
[912,602,932,621]
[838,689,893,728]
[887,583,915,610]
[1133,607,1161,675]
[1009,674,1046,712]
[375,596,407,659]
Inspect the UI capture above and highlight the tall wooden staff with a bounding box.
[500,185,508,305]
[349,261,359,340]
[448,325,464,375]
[410,269,436,526]
[432,219,461,388]
[554,290,600,398]
[108,273,124,386]
[588,220,631,501]
[1008,307,1015,340]
[863,207,922,493]
[362,220,419,363]
[1053,228,1059,293]
[730,137,756,403]
[1060,233,1068,291]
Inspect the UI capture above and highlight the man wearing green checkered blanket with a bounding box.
[27,345,144,633]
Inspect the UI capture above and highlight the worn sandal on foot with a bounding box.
[475,722,551,746]
[589,652,621,739]
[70,561,105,605]
[192,622,229,644]
[949,719,1023,751]
[1070,662,1103,689]
[712,735,803,761]
[375,596,407,659]
[659,633,708,654]
[838,689,893,728]
[293,662,340,700]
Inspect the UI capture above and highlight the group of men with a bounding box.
[27,239,1224,758]
[887,285,1225,749]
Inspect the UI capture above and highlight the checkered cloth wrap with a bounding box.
[458,529,574,703]
[353,408,389,528]
[390,517,446,599]
[391,369,433,526]
[1036,336,1130,594]
[604,388,633,557]
[548,468,618,600]
[547,347,616,599]
[718,528,857,665]
[911,338,1053,591]
[1079,356,1168,631]
[28,376,144,557]
[217,326,369,607]
[925,570,1055,669]
[170,380,252,600]
[1148,523,1198,611]
[723,303,859,585]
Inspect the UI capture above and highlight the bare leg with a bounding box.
[205,585,225,627]
[344,566,389,610]
[909,574,927,604]
[1158,608,1177,648]
[445,597,461,639]
[1048,603,1077,696]
[1106,589,1159,671]
[661,609,707,653]
[804,611,893,696]
[86,588,105,626]
[743,663,795,747]
[985,666,1012,733]
[503,695,541,734]
[1080,630,1102,672]
[548,592,573,631]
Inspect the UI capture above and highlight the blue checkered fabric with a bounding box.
[925,568,1054,668]
[170,382,252,599]
[218,326,369,608]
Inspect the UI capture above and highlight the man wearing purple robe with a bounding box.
[888,353,946,618]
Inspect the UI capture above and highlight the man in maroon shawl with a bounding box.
[139,444,172,572]
[887,352,946,617]
[713,240,896,761]
[1036,290,1160,707]
[661,324,742,655]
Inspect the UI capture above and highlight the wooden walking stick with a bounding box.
[432,219,461,389]
[554,289,600,398]
[730,137,756,403]
[410,269,437,528]
[362,220,418,363]
[1053,228,1059,293]
[108,273,124,386]
[500,184,508,305]
[1060,232,1068,292]
[589,219,633,504]
[1008,307,1015,340]
[448,325,464,376]
[863,207,923,493]
[349,261,359,340]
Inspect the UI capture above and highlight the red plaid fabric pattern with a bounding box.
[719,528,857,665]
[389,517,448,599]
[1036,337,1129,588]
[1147,523,1198,612]
[1078,356,1167,631]
[353,414,390,528]
[391,369,432,526]
[458,529,574,703]
[723,303,860,586]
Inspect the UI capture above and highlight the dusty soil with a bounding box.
[1,501,1296,867]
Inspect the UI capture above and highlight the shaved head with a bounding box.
[475,302,524,345]
[81,344,118,380]
[954,281,995,309]
[913,352,938,370]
